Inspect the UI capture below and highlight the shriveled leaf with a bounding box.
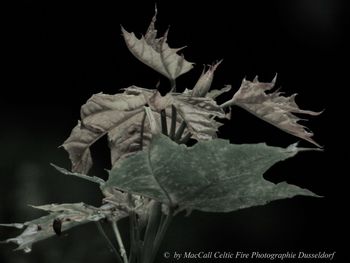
[149,90,226,140]
[51,163,105,185]
[121,11,193,80]
[1,203,127,253]
[62,86,152,173]
[144,106,161,134]
[207,85,232,99]
[62,121,101,174]
[104,134,318,213]
[63,86,225,173]
[221,76,322,147]
[192,60,222,97]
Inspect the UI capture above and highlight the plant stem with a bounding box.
[112,221,128,263]
[160,110,168,136]
[169,105,177,140]
[170,79,176,92]
[179,132,192,144]
[219,99,234,109]
[149,206,174,263]
[140,111,146,150]
[127,193,141,263]
[95,222,123,263]
[141,201,162,263]
[174,121,187,142]
[128,210,141,263]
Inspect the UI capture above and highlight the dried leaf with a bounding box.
[1,203,127,253]
[51,163,105,185]
[62,86,152,173]
[149,90,226,140]
[63,86,225,173]
[121,12,193,80]
[206,85,232,99]
[221,76,322,147]
[192,60,222,97]
[104,134,318,213]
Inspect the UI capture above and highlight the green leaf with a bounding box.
[103,135,318,213]
[1,203,127,253]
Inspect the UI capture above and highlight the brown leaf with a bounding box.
[192,60,222,97]
[122,11,193,80]
[221,76,322,147]
[1,203,126,253]
[63,87,225,174]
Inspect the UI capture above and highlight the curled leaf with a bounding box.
[221,76,322,147]
[192,60,222,97]
[62,87,152,173]
[104,134,318,213]
[206,84,232,99]
[121,11,193,80]
[1,203,127,253]
[63,86,225,173]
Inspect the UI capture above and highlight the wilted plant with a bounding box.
[1,9,322,263]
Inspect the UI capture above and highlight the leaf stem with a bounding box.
[112,221,128,263]
[127,194,141,263]
[140,111,147,150]
[95,222,123,263]
[128,210,141,263]
[160,110,168,136]
[141,201,161,263]
[170,79,176,92]
[149,206,174,263]
[219,99,235,109]
[179,132,192,144]
[169,105,177,140]
[174,121,187,142]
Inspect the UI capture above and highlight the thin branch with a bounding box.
[141,201,161,263]
[127,194,141,263]
[169,105,177,140]
[95,222,123,263]
[140,111,147,150]
[178,132,192,144]
[174,121,187,142]
[160,110,168,136]
[112,221,128,263]
[150,206,174,263]
[170,78,176,92]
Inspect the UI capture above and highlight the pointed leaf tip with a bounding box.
[192,60,223,97]
[1,203,128,252]
[222,75,322,147]
[122,11,193,80]
[105,135,318,213]
[51,163,105,185]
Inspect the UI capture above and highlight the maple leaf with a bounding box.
[221,76,322,147]
[63,87,225,174]
[104,135,318,213]
[122,9,193,81]
[1,203,126,253]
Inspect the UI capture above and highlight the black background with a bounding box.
[0,0,348,262]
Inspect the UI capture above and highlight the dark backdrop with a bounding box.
[1,0,348,262]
